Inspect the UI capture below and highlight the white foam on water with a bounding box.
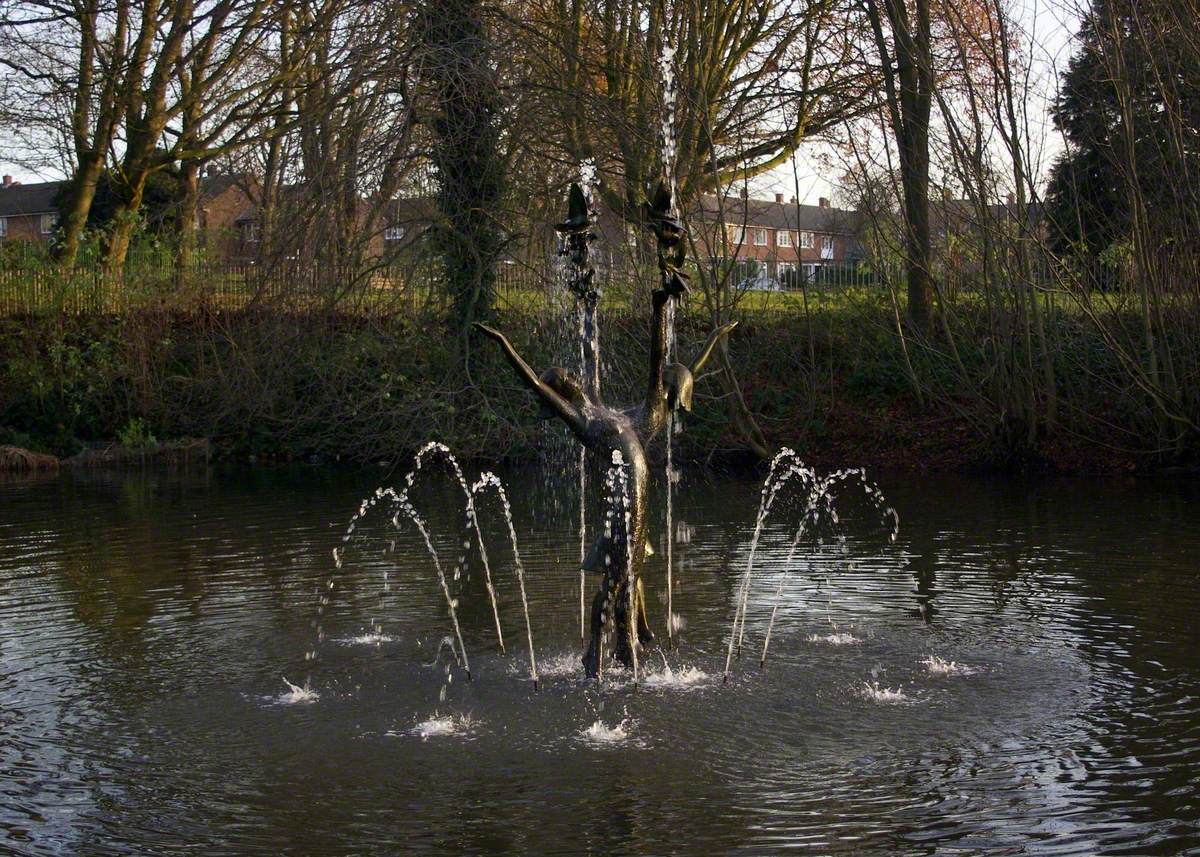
[522,651,581,678]
[273,677,319,705]
[339,632,399,646]
[923,655,976,676]
[397,714,476,740]
[669,613,687,633]
[807,632,862,646]
[579,719,634,745]
[640,664,708,691]
[858,681,912,704]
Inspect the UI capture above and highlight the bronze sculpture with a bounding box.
[475,180,735,678]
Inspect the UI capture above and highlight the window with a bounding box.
[0,217,6,238]
[753,228,768,246]
[40,213,57,235]
[822,234,834,252]
[776,229,792,247]
[384,225,406,241]
[726,223,744,245]
[800,231,814,249]
[239,220,260,243]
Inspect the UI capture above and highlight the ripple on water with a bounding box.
[4,466,1200,855]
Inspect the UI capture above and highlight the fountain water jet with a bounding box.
[318,443,547,685]
[470,472,539,688]
[721,456,900,680]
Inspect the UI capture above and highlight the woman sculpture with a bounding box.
[476,181,735,678]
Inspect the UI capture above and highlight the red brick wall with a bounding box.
[199,184,256,263]
[693,222,852,274]
[1,213,53,244]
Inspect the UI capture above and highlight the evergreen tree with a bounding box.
[1045,0,1200,261]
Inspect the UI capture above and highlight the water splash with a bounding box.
[276,677,319,705]
[515,651,580,679]
[924,655,976,676]
[808,632,862,646]
[399,713,477,741]
[580,719,633,745]
[859,682,912,704]
[339,630,399,646]
[641,659,708,691]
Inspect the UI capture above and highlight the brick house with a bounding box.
[0,171,259,261]
[0,176,60,246]
[224,190,439,264]
[196,171,260,262]
[695,191,862,285]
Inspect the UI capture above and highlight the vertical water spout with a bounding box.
[563,166,601,641]
[665,412,676,645]
[579,445,587,640]
[607,450,637,686]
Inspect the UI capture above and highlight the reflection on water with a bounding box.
[2,465,1199,855]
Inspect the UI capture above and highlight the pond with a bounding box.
[1,463,1198,855]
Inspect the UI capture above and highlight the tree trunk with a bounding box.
[103,175,147,275]
[176,160,201,272]
[56,154,104,269]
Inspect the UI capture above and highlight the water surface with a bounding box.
[1,464,1198,855]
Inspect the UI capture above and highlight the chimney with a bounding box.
[790,196,797,204]
[1006,192,1015,206]
[818,197,830,209]
[739,187,748,200]
[2,175,11,188]
[774,193,784,204]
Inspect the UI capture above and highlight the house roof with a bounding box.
[200,171,254,200]
[0,181,65,218]
[385,195,436,225]
[929,197,1043,232]
[697,194,860,234]
[232,191,440,227]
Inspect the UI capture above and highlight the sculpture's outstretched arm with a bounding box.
[475,323,587,436]
[690,321,739,376]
